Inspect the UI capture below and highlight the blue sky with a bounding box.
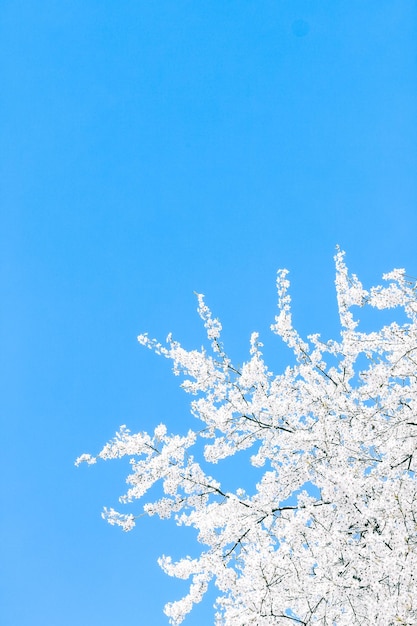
[1,2,416,624]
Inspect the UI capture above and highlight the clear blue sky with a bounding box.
[1,2,416,625]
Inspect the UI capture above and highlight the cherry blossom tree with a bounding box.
[77,249,417,625]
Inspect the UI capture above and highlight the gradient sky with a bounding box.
[1,2,417,625]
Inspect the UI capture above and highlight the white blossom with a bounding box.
[78,250,417,625]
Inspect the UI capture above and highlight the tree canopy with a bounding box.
[77,250,417,625]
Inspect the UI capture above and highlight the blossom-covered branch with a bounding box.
[77,250,417,626]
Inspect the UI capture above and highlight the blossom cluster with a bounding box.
[77,250,417,625]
